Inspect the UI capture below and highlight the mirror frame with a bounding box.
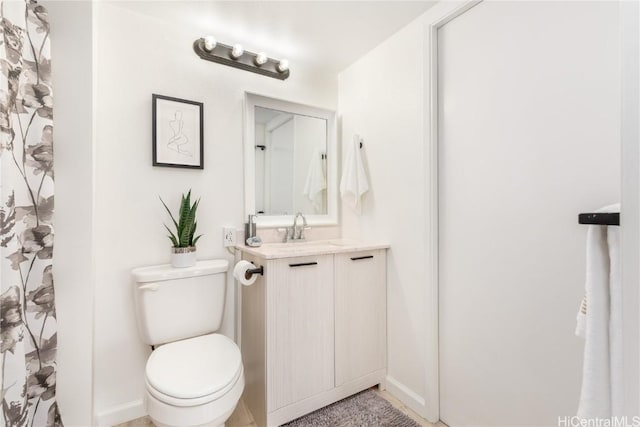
[244,92,338,228]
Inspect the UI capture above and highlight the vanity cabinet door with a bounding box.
[334,250,386,386]
[267,254,335,411]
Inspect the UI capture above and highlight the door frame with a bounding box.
[425,1,640,422]
[620,0,640,418]
[423,1,482,422]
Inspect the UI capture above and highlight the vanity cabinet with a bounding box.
[267,255,334,411]
[335,250,386,387]
[239,242,388,427]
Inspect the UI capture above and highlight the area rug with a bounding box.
[281,389,421,427]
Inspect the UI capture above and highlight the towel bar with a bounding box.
[578,212,620,226]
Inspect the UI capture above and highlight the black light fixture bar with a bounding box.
[193,38,290,80]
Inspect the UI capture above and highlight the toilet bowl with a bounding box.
[144,334,244,427]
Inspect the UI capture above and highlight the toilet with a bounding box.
[132,259,244,427]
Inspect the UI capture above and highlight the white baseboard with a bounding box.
[385,376,433,422]
[95,399,145,427]
[94,380,427,426]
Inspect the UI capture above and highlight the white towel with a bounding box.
[303,149,326,213]
[608,224,622,416]
[576,203,622,419]
[340,135,369,213]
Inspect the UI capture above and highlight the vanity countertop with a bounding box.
[236,238,390,259]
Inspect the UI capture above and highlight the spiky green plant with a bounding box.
[160,190,203,248]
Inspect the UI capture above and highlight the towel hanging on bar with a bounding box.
[340,134,369,213]
[576,202,622,418]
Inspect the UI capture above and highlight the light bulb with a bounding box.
[277,59,289,72]
[231,44,244,59]
[203,36,216,52]
[255,52,268,66]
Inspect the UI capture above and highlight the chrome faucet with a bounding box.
[284,212,308,242]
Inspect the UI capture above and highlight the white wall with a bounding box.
[339,12,430,415]
[47,2,95,425]
[92,3,337,424]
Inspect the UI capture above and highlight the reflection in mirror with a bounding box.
[254,107,327,216]
[245,93,337,228]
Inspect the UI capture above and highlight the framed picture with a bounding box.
[152,94,204,169]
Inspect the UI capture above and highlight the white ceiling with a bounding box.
[111,1,437,74]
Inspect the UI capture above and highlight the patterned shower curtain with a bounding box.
[0,1,62,426]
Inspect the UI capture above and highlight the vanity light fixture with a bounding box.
[193,36,290,80]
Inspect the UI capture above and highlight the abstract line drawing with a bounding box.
[167,110,192,157]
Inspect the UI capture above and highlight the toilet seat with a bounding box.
[145,333,242,407]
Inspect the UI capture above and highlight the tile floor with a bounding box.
[114,388,447,427]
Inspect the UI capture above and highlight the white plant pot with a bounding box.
[171,246,196,268]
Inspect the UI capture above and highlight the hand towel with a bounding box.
[340,135,369,213]
[576,203,621,419]
[303,149,326,213]
[607,224,622,416]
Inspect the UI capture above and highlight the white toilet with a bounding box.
[132,259,244,427]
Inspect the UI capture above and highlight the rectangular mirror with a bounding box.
[244,93,338,227]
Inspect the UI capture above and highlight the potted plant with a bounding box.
[160,190,202,268]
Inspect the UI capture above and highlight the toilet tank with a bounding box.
[132,259,229,346]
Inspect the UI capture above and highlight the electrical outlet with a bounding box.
[222,227,236,247]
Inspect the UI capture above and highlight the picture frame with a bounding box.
[152,94,204,169]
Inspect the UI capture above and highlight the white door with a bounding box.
[438,2,620,426]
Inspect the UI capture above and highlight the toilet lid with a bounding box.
[145,333,242,400]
